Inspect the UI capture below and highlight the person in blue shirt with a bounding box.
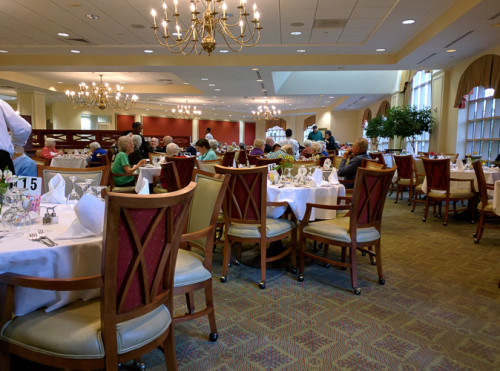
[12,145,37,177]
[87,142,107,167]
[307,124,323,141]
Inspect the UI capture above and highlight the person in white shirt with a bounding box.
[205,127,214,140]
[279,129,299,158]
[0,99,32,174]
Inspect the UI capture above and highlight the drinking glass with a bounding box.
[66,176,80,204]
[76,182,88,197]
[84,178,95,194]
[91,185,108,201]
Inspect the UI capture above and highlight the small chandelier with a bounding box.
[172,101,201,120]
[252,102,281,121]
[151,0,262,56]
[65,74,138,111]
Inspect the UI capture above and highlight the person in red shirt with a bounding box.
[40,138,62,159]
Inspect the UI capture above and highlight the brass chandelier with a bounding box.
[65,74,138,111]
[172,101,202,119]
[151,0,262,56]
[252,102,281,121]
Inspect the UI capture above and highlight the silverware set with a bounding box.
[28,230,57,247]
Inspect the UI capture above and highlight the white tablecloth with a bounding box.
[422,168,500,193]
[267,184,345,220]
[0,204,101,316]
[493,180,500,216]
[137,166,161,184]
[50,156,88,169]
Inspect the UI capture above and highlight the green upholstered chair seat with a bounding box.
[228,218,295,239]
[303,217,380,244]
[397,178,416,186]
[111,186,137,193]
[153,186,168,194]
[0,300,171,359]
[174,249,211,288]
[415,184,423,191]
[477,200,493,212]
[428,190,474,198]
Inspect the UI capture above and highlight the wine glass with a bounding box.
[91,185,108,201]
[66,176,80,204]
[84,178,95,194]
[76,182,88,197]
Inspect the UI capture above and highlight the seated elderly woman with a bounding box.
[166,142,180,157]
[128,134,143,166]
[40,138,63,159]
[87,141,107,167]
[300,140,314,157]
[112,135,146,187]
[209,139,219,152]
[267,144,295,162]
[250,138,265,156]
[311,141,328,159]
[195,138,218,161]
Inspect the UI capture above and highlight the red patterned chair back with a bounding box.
[221,151,236,167]
[393,155,415,180]
[247,154,261,166]
[165,156,196,188]
[472,160,489,207]
[319,155,334,167]
[236,149,248,166]
[369,152,386,165]
[159,162,181,191]
[422,158,450,192]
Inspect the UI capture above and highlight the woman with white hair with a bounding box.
[111,135,146,187]
[87,141,107,167]
[166,143,180,157]
[128,134,143,166]
[41,138,62,159]
[300,139,314,157]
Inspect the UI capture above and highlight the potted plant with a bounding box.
[365,115,391,150]
[385,105,434,153]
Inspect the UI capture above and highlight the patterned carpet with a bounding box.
[12,193,500,370]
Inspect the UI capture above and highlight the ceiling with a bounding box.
[0,0,499,121]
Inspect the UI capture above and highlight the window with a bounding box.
[408,70,432,153]
[465,87,499,160]
[266,126,286,144]
[80,114,112,130]
[303,126,314,143]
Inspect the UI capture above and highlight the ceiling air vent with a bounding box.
[488,12,500,21]
[69,38,90,43]
[417,52,437,65]
[443,31,473,48]
[313,19,348,29]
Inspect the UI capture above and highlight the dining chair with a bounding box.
[256,157,282,168]
[38,165,109,196]
[393,155,417,204]
[0,185,196,370]
[196,158,222,173]
[361,158,386,170]
[421,157,476,226]
[298,166,396,294]
[174,170,230,341]
[221,151,237,167]
[319,155,335,167]
[153,162,182,193]
[148,152,164,163]
[247,154,262,166]
[164,156,196,187]
[411,157,426,212]
[369,152,386,165]
[472,160,499,243]
[290,160,317,176]
[235,149,248,167]
[109,171,138,193]
[214,165,297,289]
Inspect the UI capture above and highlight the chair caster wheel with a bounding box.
[471,221,475,224]
[474,238,479,244]
[135,361,146,370]
[259,281,265,289]
[290,267,297,274]
[234,259,240,266]
[422,218,426,222]
[361,251,366,256]
[209,332,218,342]
[353,287,361,295]
[371,260,377,266]
[379,278,385,285]
[298,274,304,282]
[473,232,477,237]
[443,222,447,226]
[324,263,330,268]
[220,275,227,283]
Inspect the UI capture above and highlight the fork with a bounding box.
[37,230,58,246]
[29,233,52,246]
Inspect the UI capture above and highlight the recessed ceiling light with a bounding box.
[58,32,69,37]
[402,19,415,25]
[201,78,208,80]
[329,96,334,99]
[183,82,189,85]
[252,68,259,71]
[209,83,215,87]
[261,89,267,92]
[70,49,80,54]
[256,79,263,82]
[215,88,221,92]
[376,48,386,52]
[297,49,306,53]
[290,31,302,36]
[57,81,64,84]
[0,50,8,53]
[144,49,154,53]
[446,49,456,53]
[219,49,229,53]
[86,14,99,20]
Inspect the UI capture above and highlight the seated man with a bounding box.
[12,145,37,177]
[337,137,371,188]
[150,137,160,152]
[264,137,274,153]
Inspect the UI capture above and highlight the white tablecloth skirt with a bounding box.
[422,169,500,194]
[267,184,345,221]
[493,180,500,216]
[51,156,88,168]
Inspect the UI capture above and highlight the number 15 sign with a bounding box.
[16,177,42,196]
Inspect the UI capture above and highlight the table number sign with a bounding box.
[16,177,42,196]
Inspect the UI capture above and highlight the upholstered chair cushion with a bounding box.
[428,190,475,199]
[112,186,137,193]
[228,218,295,239]
[174,250,212,288]
[477,200,493,212]
[303,217,380,244]
[397,178,416,185]
[153,186,168,194]
[1,301,171,359]
[415,184,423,192]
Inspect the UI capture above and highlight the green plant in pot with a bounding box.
[385,105,434,153]
[365,115,392,150]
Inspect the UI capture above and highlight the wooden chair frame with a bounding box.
[393,155,417,205]
[196,158,222,173]
[37,165,110,195]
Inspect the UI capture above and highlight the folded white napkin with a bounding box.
[311,168,323,187]
[456,159,465,171]
[328,168,340,185]
[56,194,104,239]
[323,158,332,170]
[295,165,308,183]
[135,176,150,194]
[41,174,67,204]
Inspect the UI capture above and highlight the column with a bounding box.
[192,118,199,143]
[239,120,245,144]
[17,91,46,129]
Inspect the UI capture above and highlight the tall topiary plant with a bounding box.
[385,105,434,152]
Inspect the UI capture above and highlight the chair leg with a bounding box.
[220,238,231,282]
[163,327,178,371]
[298,234,305,282]
[394,185,400,203]
[259,238,267,289]
[474,211,485,243]
[349,245,360,295]
[290,229,297,273]
[443,201,449,226]
[423,197,430,221]
[205,285,218,341]
[185,292,195,314]
[374,241,384,285]
[0,350,10,371]
[408,186,413,205]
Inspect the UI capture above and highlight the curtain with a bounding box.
[302,115,316,131]
[362,108,372,127]
[265,118,286,131]
[399,70,417,94]
[376,100,390,116]
[454,54,500,108]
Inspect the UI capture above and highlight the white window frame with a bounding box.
[408,70,432,153]
[266,126,286,144]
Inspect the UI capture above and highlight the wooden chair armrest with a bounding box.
[0,272,103,291]
[337,196,352,204]
[450,177,475,192]
[181,225,214,244]
[305,202,351,211]
[486,183,494,190]
[266,201,289,207]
